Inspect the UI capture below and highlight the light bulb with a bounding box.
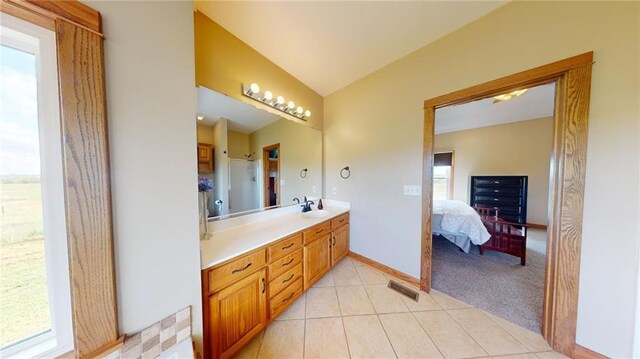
[287,101,295,110]
[304,110,311,118]
[296,106,303,114]
[197,115,204,121]
[276,96,285,105]
[250,83,260,94]
[263,91,273,101]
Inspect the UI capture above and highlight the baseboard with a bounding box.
[527,223,547,230]
[574,344,609,359]
[347,251,420,287]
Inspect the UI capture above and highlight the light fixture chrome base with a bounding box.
[242,84,309,121]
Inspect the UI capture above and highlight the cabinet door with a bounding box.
[209,269,267,359]
[198,143,211,162]
[332,224,350,265]
[303,234,331,289]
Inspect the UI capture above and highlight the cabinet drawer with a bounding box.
[207,250,266,294]
[269,263,302,299]
[269,277,303,319]
[268,233,303,262]
[331,213,349,230]
[303,221,331,244]
[268,249,302,279]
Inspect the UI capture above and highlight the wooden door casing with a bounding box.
[209,269,267,359]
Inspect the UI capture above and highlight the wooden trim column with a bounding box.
[1,1,120,357]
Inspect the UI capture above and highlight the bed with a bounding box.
[433,200,529,265]
[432,200,491,253]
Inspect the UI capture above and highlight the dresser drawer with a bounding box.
[269,277,303,319]
[207,250,266,294]
[268,249,302,279]
[474,178,524,187]
[269,263,302,299]
[303,221,331,244]
[268,233,303,262]
[331,213,349,230]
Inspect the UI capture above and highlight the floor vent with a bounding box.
[388,280,419,302]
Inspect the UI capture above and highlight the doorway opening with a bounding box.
[263,143,280,207]
[421,52,593,356]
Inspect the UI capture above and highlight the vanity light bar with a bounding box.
[242,83,311,120]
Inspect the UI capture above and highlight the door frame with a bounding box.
[421,52,593,357]
[262,143,281,207]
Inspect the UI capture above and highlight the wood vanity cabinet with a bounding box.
[303,234,332,289]
[198,143,213,174]
[203,211,350,359]
[207,269,267,359]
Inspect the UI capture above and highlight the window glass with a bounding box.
[0,44,52,348]
[433,165,451,201]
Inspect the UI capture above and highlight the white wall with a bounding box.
[87,0,203,347]
[324,1,639,356]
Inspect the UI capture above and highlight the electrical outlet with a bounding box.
[403,185,422,196]
[332,187,337,195]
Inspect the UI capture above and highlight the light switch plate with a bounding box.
[332,187,337,195]
[403,185,422,196]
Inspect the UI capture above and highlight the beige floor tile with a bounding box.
[275,293,306,320]
[534,352,569,359]
[483,311,551,352]
[365,284,410,314]
[401,290,442,312]
[356,265,389,285]
[304,317,350,359]
[332,264,363,286]
[350,257,366,267]
[430,289,472,309]
[491,354,537,359]
[312,271,335,287]
[378,313,443,359]
[448,309,527,356]
[234,331,264,359]
[414,310,487,359]
[305,287,341,318]
[336,285,375,316]
[333,257,355,271]
[257,320,304,359]
[342,315,396,359]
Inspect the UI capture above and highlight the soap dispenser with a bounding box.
[317,199,324,210]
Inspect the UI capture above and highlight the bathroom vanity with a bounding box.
[200,203,350,359]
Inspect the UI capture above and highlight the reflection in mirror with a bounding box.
[196,86,322,220]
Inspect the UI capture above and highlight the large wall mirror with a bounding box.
[196,86,322,219]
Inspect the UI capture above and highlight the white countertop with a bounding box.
[200,200,350,270]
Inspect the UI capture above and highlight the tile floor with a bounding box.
[235,256,567,359]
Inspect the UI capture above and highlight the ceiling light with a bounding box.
[493,88,528,103]
[197,115,204,121]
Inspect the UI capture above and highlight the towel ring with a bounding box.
[300,168,308,178]
[340,166,351,179]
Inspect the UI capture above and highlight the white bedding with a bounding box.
[433,200,491,252]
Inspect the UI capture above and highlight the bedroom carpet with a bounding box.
[432,228,547,333]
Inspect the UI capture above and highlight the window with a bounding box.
[433,151,454,201]
[0,13,73,358]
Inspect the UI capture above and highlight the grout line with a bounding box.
[409,310,447,359]
[302,316,306,359]
[374,314,399,359]
[442,310,489,357]
[340,315,353,359]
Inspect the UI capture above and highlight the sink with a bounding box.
[301,210,331,219]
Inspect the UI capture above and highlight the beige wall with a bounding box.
[227,130,250,159]
[324,2,639,356]
[250,119,323,206]
[434,117,553,225]
[87,0,203,350]
[196,123,214,144]
[194,10,324,131]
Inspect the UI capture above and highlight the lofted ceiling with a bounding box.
[435,83,556,134]
[195,1,507,96]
